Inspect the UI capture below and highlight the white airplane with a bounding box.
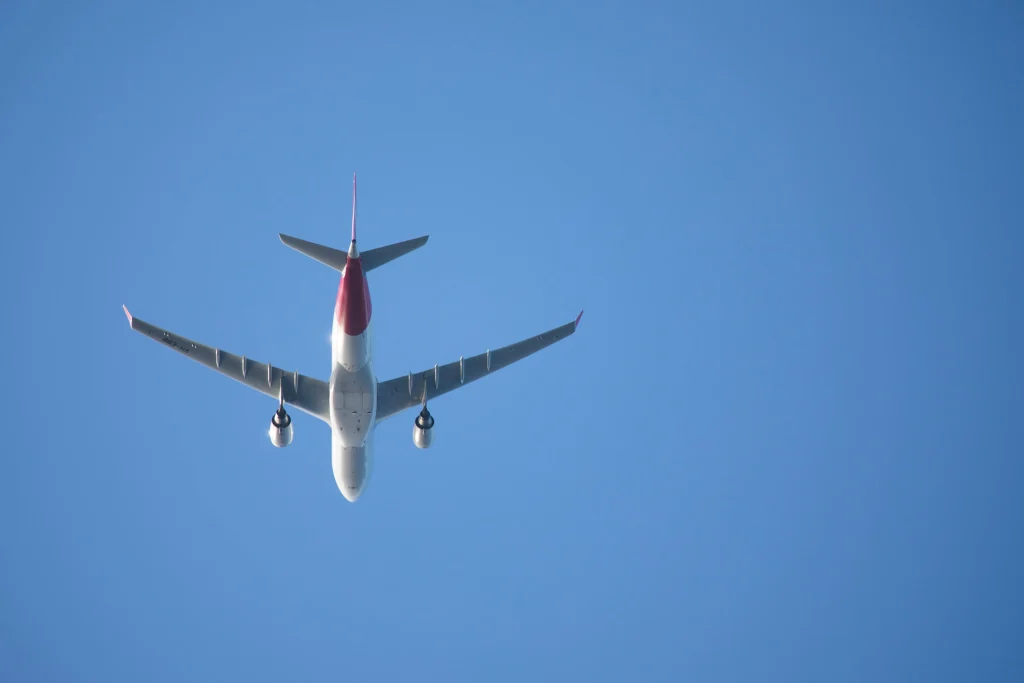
[123,175,582,501]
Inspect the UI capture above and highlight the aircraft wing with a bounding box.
[375,311,583,422]
[122,306,331,423]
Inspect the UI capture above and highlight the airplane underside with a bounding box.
[122,173,581,502]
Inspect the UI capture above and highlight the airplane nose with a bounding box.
[340,483,362,502]
[332,444,368,502]
[334,468,365,501]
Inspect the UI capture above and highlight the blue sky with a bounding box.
[2,1,1022,681]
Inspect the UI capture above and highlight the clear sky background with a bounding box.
[2,1,1022,681]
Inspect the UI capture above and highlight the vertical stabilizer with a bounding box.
[351,173,357,245]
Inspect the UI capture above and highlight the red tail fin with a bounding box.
[336,172,371,334]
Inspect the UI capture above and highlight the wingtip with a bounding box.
[122,305,133,325]
[575,309,584,328]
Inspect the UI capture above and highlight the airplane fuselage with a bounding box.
[328,240,377,501]
[122,174,581,503]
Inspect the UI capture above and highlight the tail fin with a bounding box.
[280,234,429,273]
[351,173,357,244]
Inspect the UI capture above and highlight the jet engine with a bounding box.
[412,406,434,449]
[269,405,293,447]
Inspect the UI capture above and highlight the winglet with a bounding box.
[122,305,133,326]
[575,309,584,329]
[351,173,357,244]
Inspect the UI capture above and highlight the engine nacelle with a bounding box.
[269,407,293,447]
[412,408,434,449]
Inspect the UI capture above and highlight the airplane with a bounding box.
[122,174,582,501]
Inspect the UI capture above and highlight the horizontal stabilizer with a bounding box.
[280,234,429,272]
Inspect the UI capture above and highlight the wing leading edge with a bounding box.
[122,306,331,423]
[374,311,583,422]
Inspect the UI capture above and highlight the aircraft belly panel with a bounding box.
[329,363,377,447]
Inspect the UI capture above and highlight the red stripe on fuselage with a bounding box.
[336,256,372,335]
